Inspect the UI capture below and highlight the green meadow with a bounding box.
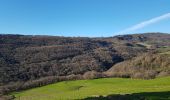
[13,77,170,100]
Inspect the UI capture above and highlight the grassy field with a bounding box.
[12,77,170,100]
[160,51,170,55]
[158,46,170,54]
[136,42,152,48]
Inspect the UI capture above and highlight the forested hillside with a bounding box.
[0,33,170,96]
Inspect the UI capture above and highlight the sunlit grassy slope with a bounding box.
[13,77,170,100]
[158,46,170,54]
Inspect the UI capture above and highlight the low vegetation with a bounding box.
[106,53,170,79]
[12,77,170,100]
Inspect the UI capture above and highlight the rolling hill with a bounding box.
[12,77,170,100]
[0,33,170,99]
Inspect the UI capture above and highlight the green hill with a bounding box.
[12,77,170,100]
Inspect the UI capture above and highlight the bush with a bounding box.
[83,71,103,79]
[131,72,144,79]
[157,71,170,77]
[0,95,15,100]
[143,70,157,79]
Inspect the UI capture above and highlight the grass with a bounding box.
[158,46,170,54]
[12,77,170,100]
[136,42,152,48]
[84,91,170,100]
[160,51,170,55]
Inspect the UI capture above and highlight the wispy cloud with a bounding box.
[116,13,170,34]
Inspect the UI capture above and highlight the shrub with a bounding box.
[131,72,144,79]
[83,71,103,79]
[157,71,170,77]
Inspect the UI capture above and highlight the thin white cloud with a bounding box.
[116,13,170,34]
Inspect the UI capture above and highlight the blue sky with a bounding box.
[0,0,170,37]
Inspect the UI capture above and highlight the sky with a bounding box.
[0,0,170,37]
